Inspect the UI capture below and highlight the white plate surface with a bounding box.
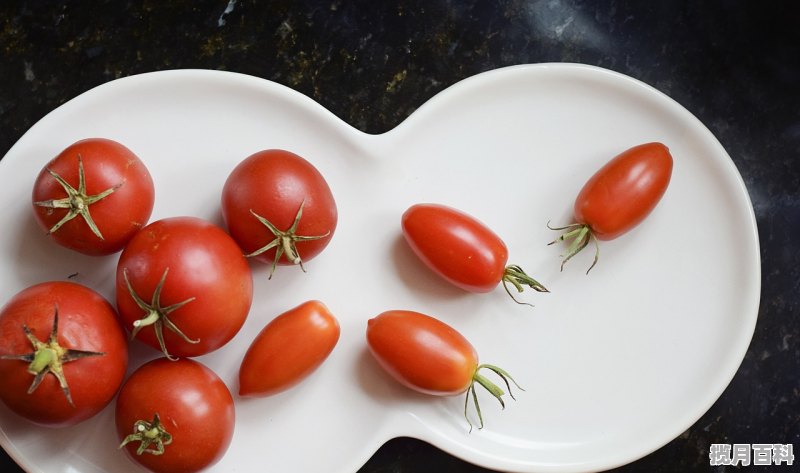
[0,64,760,473]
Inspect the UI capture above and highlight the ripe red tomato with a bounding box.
[221,149,337,277]
[116,357,234,473]
[115,216,253,358]
[0,281,128,427]
[366,310,520,430]
[402,203,547,302]
[31,138,155,255]
[239,300,340,397]
[550,142,673,272]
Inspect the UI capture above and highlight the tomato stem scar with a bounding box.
[0,305,104,406]
[123,267,198,360]
[246,199,330,279]
[120,412,173,455]
[33,154,122,240]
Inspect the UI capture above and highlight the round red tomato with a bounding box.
[116,217,253,358]
[402,203,547,302]
[31,138,155,255]
[116,357,234,473]
[0,281,128,427]
[366,310,520,430]
[550,142,673,272]
[239,300,340,397]
[221,149,337,277]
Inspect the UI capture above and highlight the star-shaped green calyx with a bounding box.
[246,199,330,279]
[0,306,104,406]
[119,412,173,456]
[123,267,198,360]
[33,154,122,240]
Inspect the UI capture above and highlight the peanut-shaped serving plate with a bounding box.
[0,64,760,473]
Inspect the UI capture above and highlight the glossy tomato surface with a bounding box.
[239,300,340,397]
[115,357,235,473]
[366,310,478,396]
[574,142,673,240]
[0,281,128,427]
[401,203,509,293]
[221,149,337,271]
[31,138,155,255]
[115,216,253,358]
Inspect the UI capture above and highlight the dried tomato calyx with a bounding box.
[0,306,104,406]
[464,364,523,432]
[501,264,549,306]
[123,267,198,360]
[245,199,330,279]
[547,222,600,274]
[119,412,173,455]
[33,154,122,240]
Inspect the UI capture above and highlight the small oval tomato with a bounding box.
[116,357,235,473]
[402,203,547,302]
[116,216,253,358]
[366,310,520,430]
[239,300,340,397]
[0,281,128,427]
[31,138,155,255]
[550,142,673,272]
[221,149,337,278]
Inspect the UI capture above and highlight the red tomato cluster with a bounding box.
[1,136,673,470]
[2,139,342,472]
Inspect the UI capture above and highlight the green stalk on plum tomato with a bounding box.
[549,142,674,273]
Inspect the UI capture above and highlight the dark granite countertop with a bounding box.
[1,1,797,472]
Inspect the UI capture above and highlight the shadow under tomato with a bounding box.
[354,346,425,404]
[9,209,117,294]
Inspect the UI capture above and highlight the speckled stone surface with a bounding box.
[1,1,798,472]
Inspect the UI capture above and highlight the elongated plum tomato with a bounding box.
[551,142,673,272]
[221,149,337,278]
[402,203,547,303]
[31,138,155,255]
[0,281,128,427]
[366,310,520,430]
[239,300,340,397]
[116,357,235,473]
[115,216,253,359]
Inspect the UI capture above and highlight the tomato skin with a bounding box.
[221,149,337,269]
[574,142,673,240]
[31,138,155,255]
[402,204,509,293]
[115,217,253,358]
[239,300,340,397]
[0,281,128,427]
[366,310,478,396]
[115,358,235,473]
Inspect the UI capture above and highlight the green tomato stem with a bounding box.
[27,347,57,374]
[463,363,523,432]
[547,222,600,273]
[501,264,549,307]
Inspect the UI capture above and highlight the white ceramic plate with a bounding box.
[0,64,760,473]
